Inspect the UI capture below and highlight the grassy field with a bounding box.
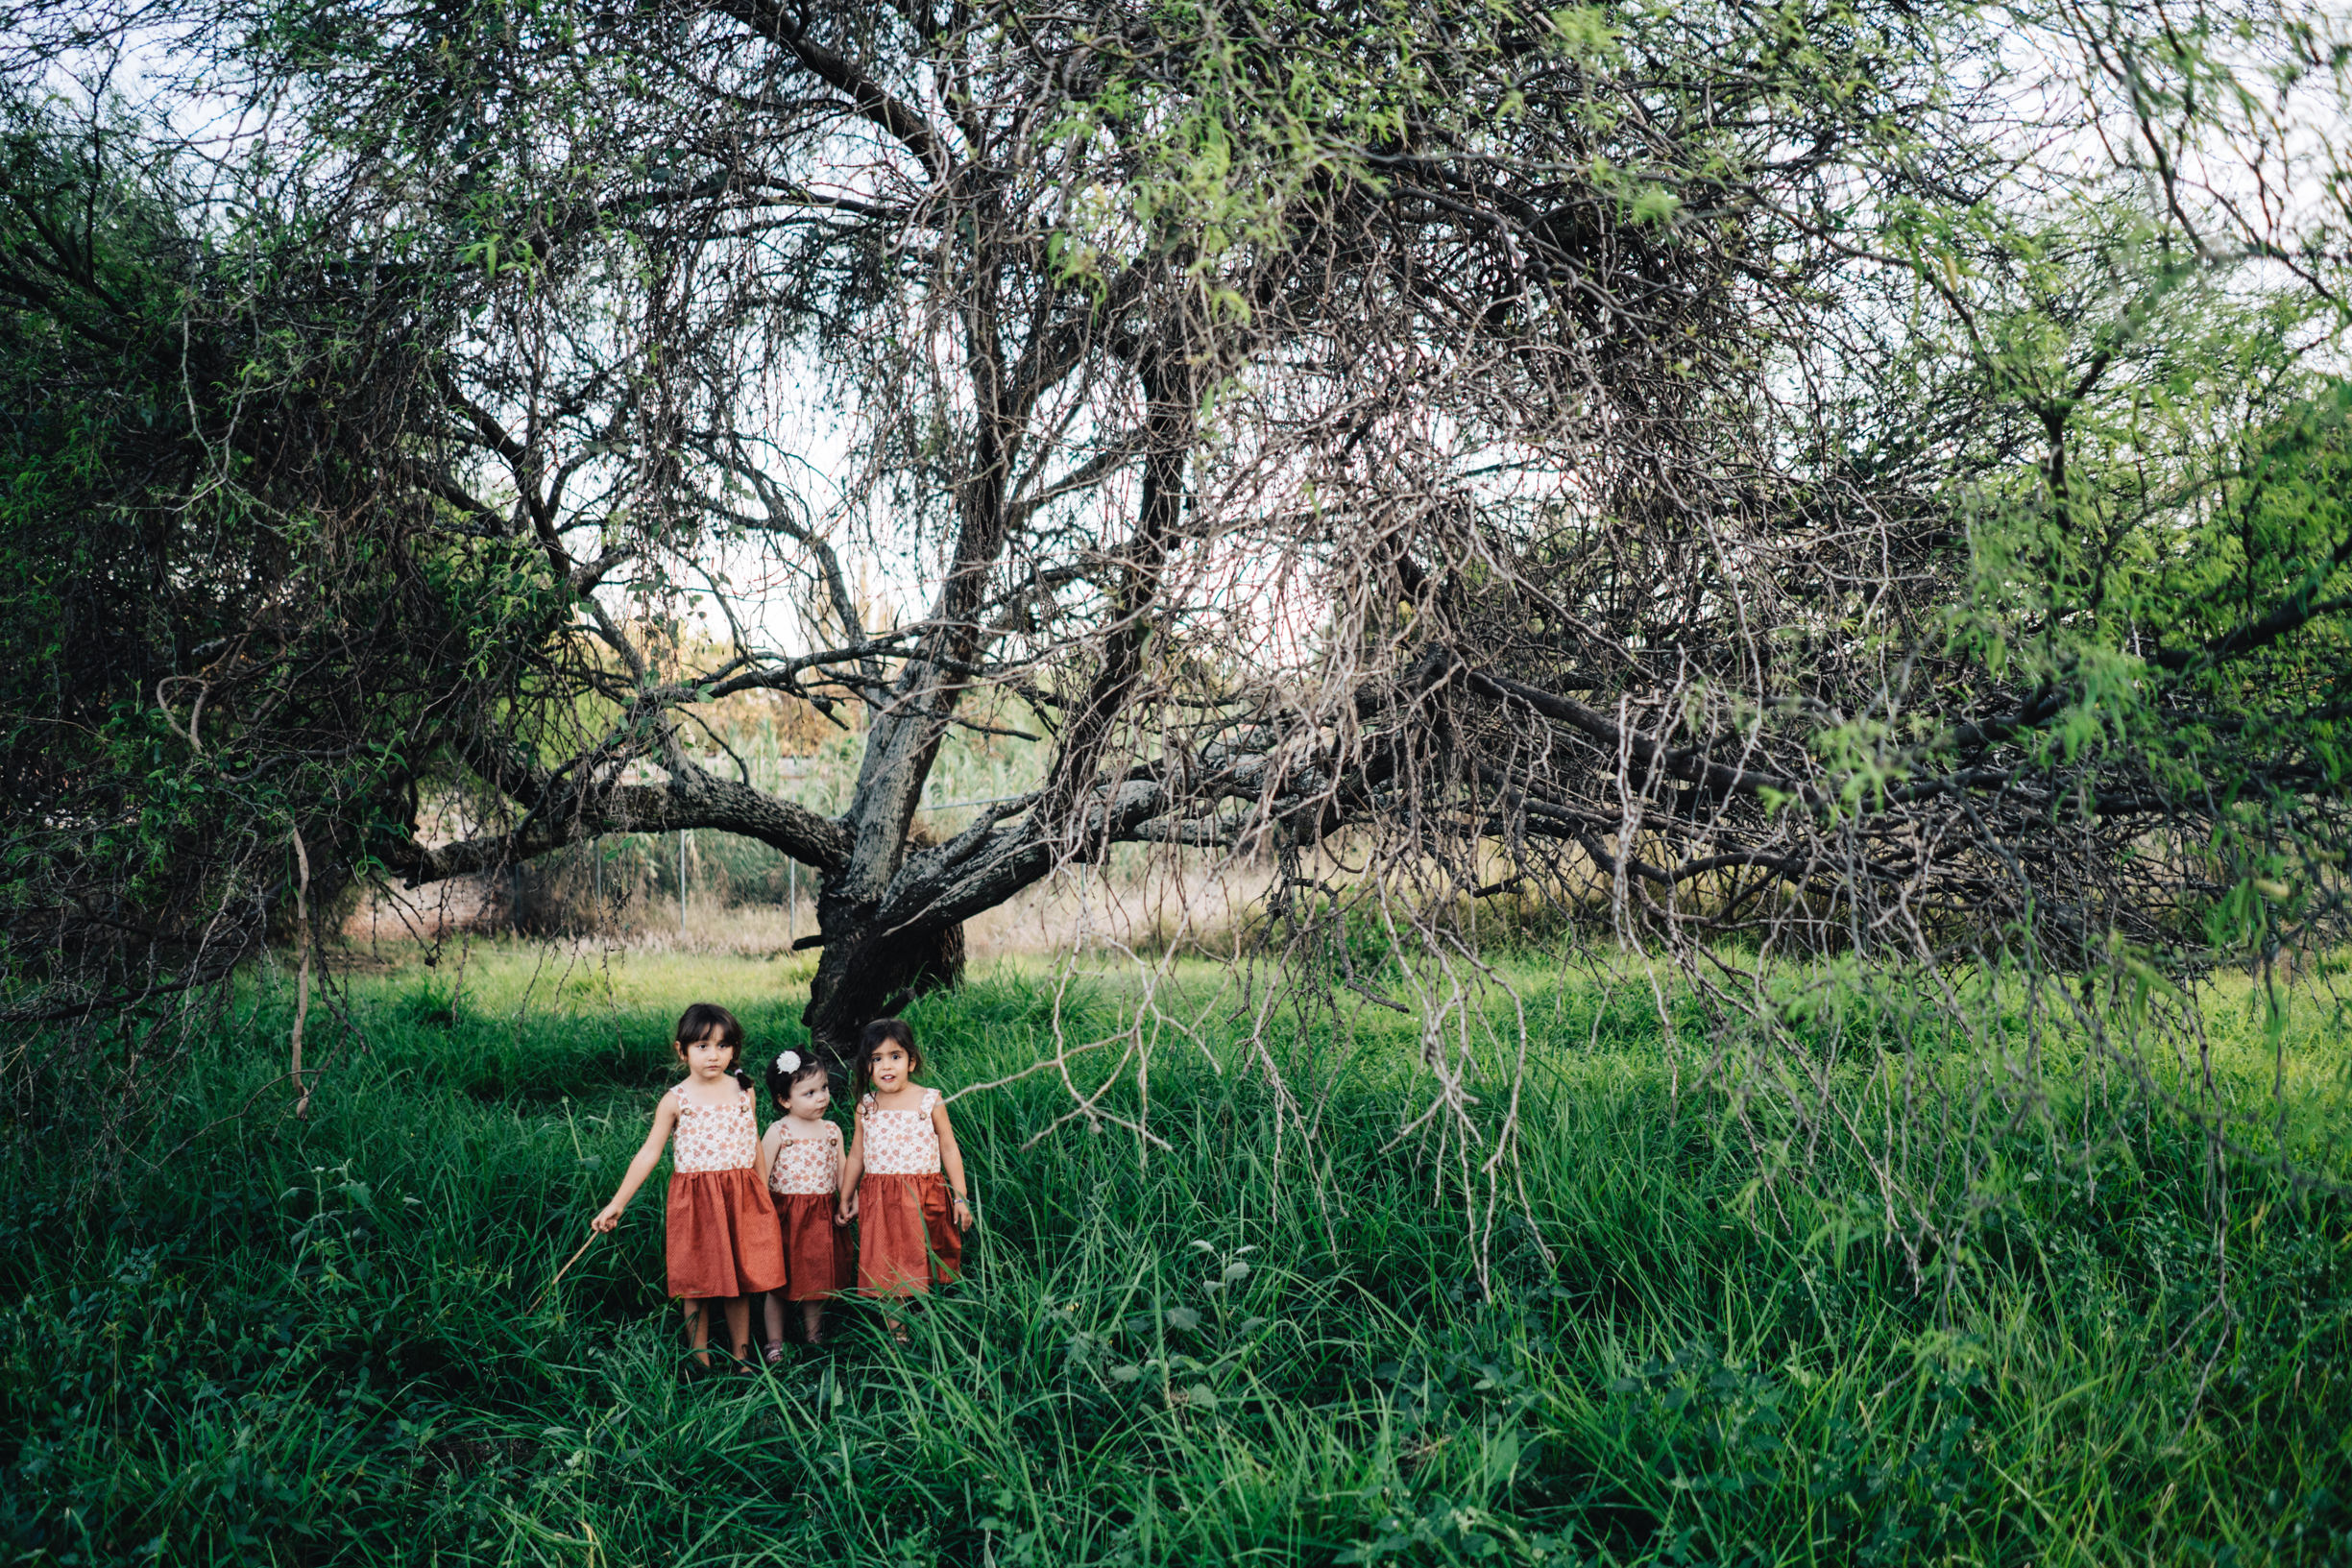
[3,942,2348,1565]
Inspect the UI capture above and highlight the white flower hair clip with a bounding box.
[775,1049,802,1073]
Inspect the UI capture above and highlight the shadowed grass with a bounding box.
[2,945,2346,1564]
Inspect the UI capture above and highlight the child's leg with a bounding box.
[681,1297,713,1365]
[762,1291,788,1352]
[800,1300,825,1344]
[719,1295,752,1360]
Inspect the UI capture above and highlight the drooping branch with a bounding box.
[714,0,951,178]
[385,727,853,886]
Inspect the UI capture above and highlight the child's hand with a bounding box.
[836,1190,858,1223]
[591,1201,624,1234]
[951,1194,974,1232]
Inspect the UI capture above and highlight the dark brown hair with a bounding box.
[764,1048,830,1110]
[853,1017,922,1094]
[673,1003,752,1092]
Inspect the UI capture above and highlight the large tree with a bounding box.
[112,0,2019,1045]
[6,0,2351,1243]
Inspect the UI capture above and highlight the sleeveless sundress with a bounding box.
[765,1119,851,1300]
[663,1084,786,1300]
[853,1087,961,1296]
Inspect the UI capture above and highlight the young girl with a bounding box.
[757,1048,852,1359]
[837,1018,973,1332]
[593,1003,786,1369]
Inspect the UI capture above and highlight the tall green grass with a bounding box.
[2,947,2346,1564]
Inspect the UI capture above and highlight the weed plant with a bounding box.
[2,947,2347,1565]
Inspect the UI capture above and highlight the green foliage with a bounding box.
[0,86,608,1023]
[1,951,2345,1564]
[1879,144,2352,959]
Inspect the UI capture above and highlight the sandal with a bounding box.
[764,1342,788,1366]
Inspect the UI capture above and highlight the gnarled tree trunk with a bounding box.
[802,897,965,1051]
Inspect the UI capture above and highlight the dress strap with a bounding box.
[921,1087,941,1113]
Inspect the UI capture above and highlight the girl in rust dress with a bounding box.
[837,1018,973,1338]
[757,1049,852,1359]
[593,1003,787,1369]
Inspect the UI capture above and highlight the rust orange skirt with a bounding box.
[775,1192,853,1300]
[665,1168,787,1299]
[857,1172,961,1297]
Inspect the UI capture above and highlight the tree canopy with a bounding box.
[5,0,2350,1242]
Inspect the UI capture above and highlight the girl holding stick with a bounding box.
[593,1003,786,1369]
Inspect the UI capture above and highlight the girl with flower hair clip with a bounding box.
[757,1047,852,1356]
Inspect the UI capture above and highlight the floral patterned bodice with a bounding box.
[668,1085,759,1173]
[858,1088,942,1175]
[767,1119,843,1195]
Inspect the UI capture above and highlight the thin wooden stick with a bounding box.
[531,1234,599,1314]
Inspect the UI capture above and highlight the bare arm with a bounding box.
[752,1093,774,1188]
[758,1119,783,1189]
[934,1100,974,1231]
[837,1112,864,1223]
[593,1092,679,1232]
